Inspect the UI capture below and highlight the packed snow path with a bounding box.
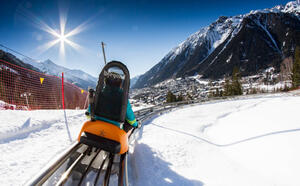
[0,93,300,185]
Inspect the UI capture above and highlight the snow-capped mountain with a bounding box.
[130,75,141,88]
[134,1,300,88]
[24,59,97,90]
[0,49,41,73]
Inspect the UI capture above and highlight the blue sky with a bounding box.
[0,0,291,78]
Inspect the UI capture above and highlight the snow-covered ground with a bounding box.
[0,92,299,185]
[0,109,86,184]
[129,93,300,186]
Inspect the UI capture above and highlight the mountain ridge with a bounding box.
[133,1,300,88]
[24,59,98,90]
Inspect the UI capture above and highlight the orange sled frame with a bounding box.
[78,120,129,154]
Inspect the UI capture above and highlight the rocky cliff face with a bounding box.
[187,12,300,79]
[134,1,300,88]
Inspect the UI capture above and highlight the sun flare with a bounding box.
[30,7,88,59]
[59,33,66,43]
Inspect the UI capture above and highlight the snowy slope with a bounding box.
[1,92,300,185]
[0,109,86,185]
[135,15,243,87]
[165,17,241,67]
[130,93,300,186]
[130,75,141,88]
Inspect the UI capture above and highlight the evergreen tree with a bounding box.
[215,88,220,97]
[223,67,243,96]
[219,90,223,97]
[166,91,177,103]
[292,46,300,88]
[177,94,184,102]
[172,93,176,102]
[166,91,173,103]
[223,78,231,96]
[232,67,243,95]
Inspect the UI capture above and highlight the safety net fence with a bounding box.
[0,59,88,110]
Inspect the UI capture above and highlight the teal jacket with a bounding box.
[87,100,138,129]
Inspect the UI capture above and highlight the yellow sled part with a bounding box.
[78,120,129,154]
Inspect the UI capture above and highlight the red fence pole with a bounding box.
[62,72,65,109]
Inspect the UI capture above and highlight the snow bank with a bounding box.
[130,93,300,186]
[0,109,86,185]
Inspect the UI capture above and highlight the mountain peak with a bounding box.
[283,1,300,13]
[22,58,97,89]
[43,59,55,65]
[133,1,300,88]
[248,1,300,15]
[216,16,228,24]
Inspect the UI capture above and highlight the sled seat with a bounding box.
[78,120,129,154]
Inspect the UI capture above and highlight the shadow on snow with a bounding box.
[128,143,204,186]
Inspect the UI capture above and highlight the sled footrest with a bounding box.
[80,132,121,154]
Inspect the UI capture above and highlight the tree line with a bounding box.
[165,46,300,102]
[166,91,184,103]
[292,46,300,89]
[213,46,300,97]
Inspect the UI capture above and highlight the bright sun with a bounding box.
[59,33,66,43]
[19,3,91,59]
[35,10,86,58]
